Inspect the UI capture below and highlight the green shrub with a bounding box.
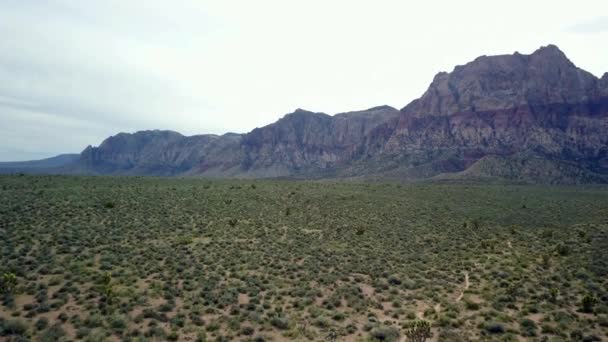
[39,324,66,342]
[519,318,537,337]
[241,325,255,335]
[270,317,289,330]
[370,325,401,342]
[465,301,480,310]
[484,322,505,334]
[2,319,28,336]
[35,317,49,331]
[555,243,570,256]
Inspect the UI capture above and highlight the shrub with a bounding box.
[388,276,402,285]
[519,318,537,337]
[370,325,401,342]
[2,319,28,336]
[571,329,584,340]
[39,324,66,342]
[556,243,570,256]
[167,331,179,341]
[270,317,289,330]
[35,317,49,331]
[109,315,127,331]
[484,322,505,334]
[465,301,480,310]
[241,325,255,335]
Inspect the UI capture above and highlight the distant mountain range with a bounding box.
[0,154,79,174]
[3,45,607,183]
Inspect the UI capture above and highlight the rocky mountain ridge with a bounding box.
[5,45,608,183]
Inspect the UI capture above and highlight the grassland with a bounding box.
[0,175,607,341]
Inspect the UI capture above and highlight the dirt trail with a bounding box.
[456,271,469,302]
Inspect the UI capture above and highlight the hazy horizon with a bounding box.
[1,0,607,161]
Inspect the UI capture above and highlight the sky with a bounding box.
[1,0,607,161]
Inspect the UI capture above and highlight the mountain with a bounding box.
[77,130,242,176]
[5,45,608,183]
[237,106,400,177]
[369,44,608,181]
[0,154,79,174]
[74,105,400,178]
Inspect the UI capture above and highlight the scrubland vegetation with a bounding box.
[0,175,607,341]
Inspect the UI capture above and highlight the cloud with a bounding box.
[0,104,113,160]
[569,16,608,33]
[1,0,608,160]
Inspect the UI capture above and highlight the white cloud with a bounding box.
[1,0,607,160]
[569,16,608,33]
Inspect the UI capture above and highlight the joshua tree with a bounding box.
[541,254,551,269]
[1,272,17,295]
[102,272,112,286]
[549,287,559,303]
[104,284,115,304]
[581,293,597,313]
[100,272,115,306]
[405,320,431,342]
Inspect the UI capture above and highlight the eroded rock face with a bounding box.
[73,45,608,183]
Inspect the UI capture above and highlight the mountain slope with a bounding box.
[433,154,608,184]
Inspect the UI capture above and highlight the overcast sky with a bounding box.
[1,0,607,161]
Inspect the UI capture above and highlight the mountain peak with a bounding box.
[293,108,315,114]
[402,44,597,116]
[529,44,573,65]
[532,44,564,55]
